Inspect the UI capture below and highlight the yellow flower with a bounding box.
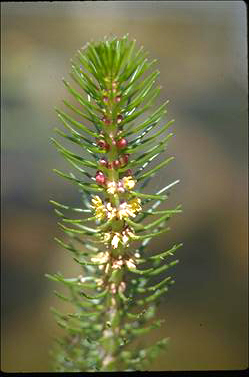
[117,202,134,219]
[128,198,142,214]
[112,233,122,249]
[121,231,130,245]
[91,195,102,207]
[106,202,117,219]
[91,195,106,221]
[125,228,136,239]
[91,252,109,264]
[103,232,111,243]
[122,176,136,191]
[115,198,142,220]
[125,258,136,269]
[107,181,117,194]
[112,259,124,269]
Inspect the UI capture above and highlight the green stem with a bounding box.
[101,266,124,371]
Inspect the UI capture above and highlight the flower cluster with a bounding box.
[102,227,135,249]
[106,176,136,195]
[91,250,136,271]
[89,74,143,270]
[91,196,142,222]
[91,195,107,221]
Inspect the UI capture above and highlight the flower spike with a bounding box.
[48,35,182,372]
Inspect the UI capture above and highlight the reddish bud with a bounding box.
[115,96,121,103]
[103,96,109,103]
[95,171,106,186]
[117,115,123,124]
[97,140,109,151]
[99,158,107,167]
[102,116,112,126]
[107,162,113,169]
[123,154,129,164]
[113,159,121,169]
[125,169,132,176]
[117,138,127,149]
[119,153,129,167]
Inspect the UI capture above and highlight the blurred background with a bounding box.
[1,1,248,372]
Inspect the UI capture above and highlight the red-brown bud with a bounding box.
[117,114,123,124]
[123,154,129,164]
[97,140,109,151]
[125,169,132,176]
[115,96,121,103]
[117,138,127,149]
[113,159,121,169]
[95,171,106,185]
[99,158,107,167]
[107,162,113,169]
[119,153,129,167]
[102,116,112,126]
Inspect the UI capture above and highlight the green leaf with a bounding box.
[80,288,108,300]
[137,157,175,181]
[124,101,168,137]
[127,143,166,169]
[127,120,174,154]
[56,108,98,138]
[129,190,167,201]
[132,227,170,241]
[149,243,183,261]
[148,259,179,277]
[58,222,98,235]
[62,216,96,224]
[127,267,154,275]
[55,127,104,156]
[50,199,90,212]
[53,169,103,193]
[63,78,101,115]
